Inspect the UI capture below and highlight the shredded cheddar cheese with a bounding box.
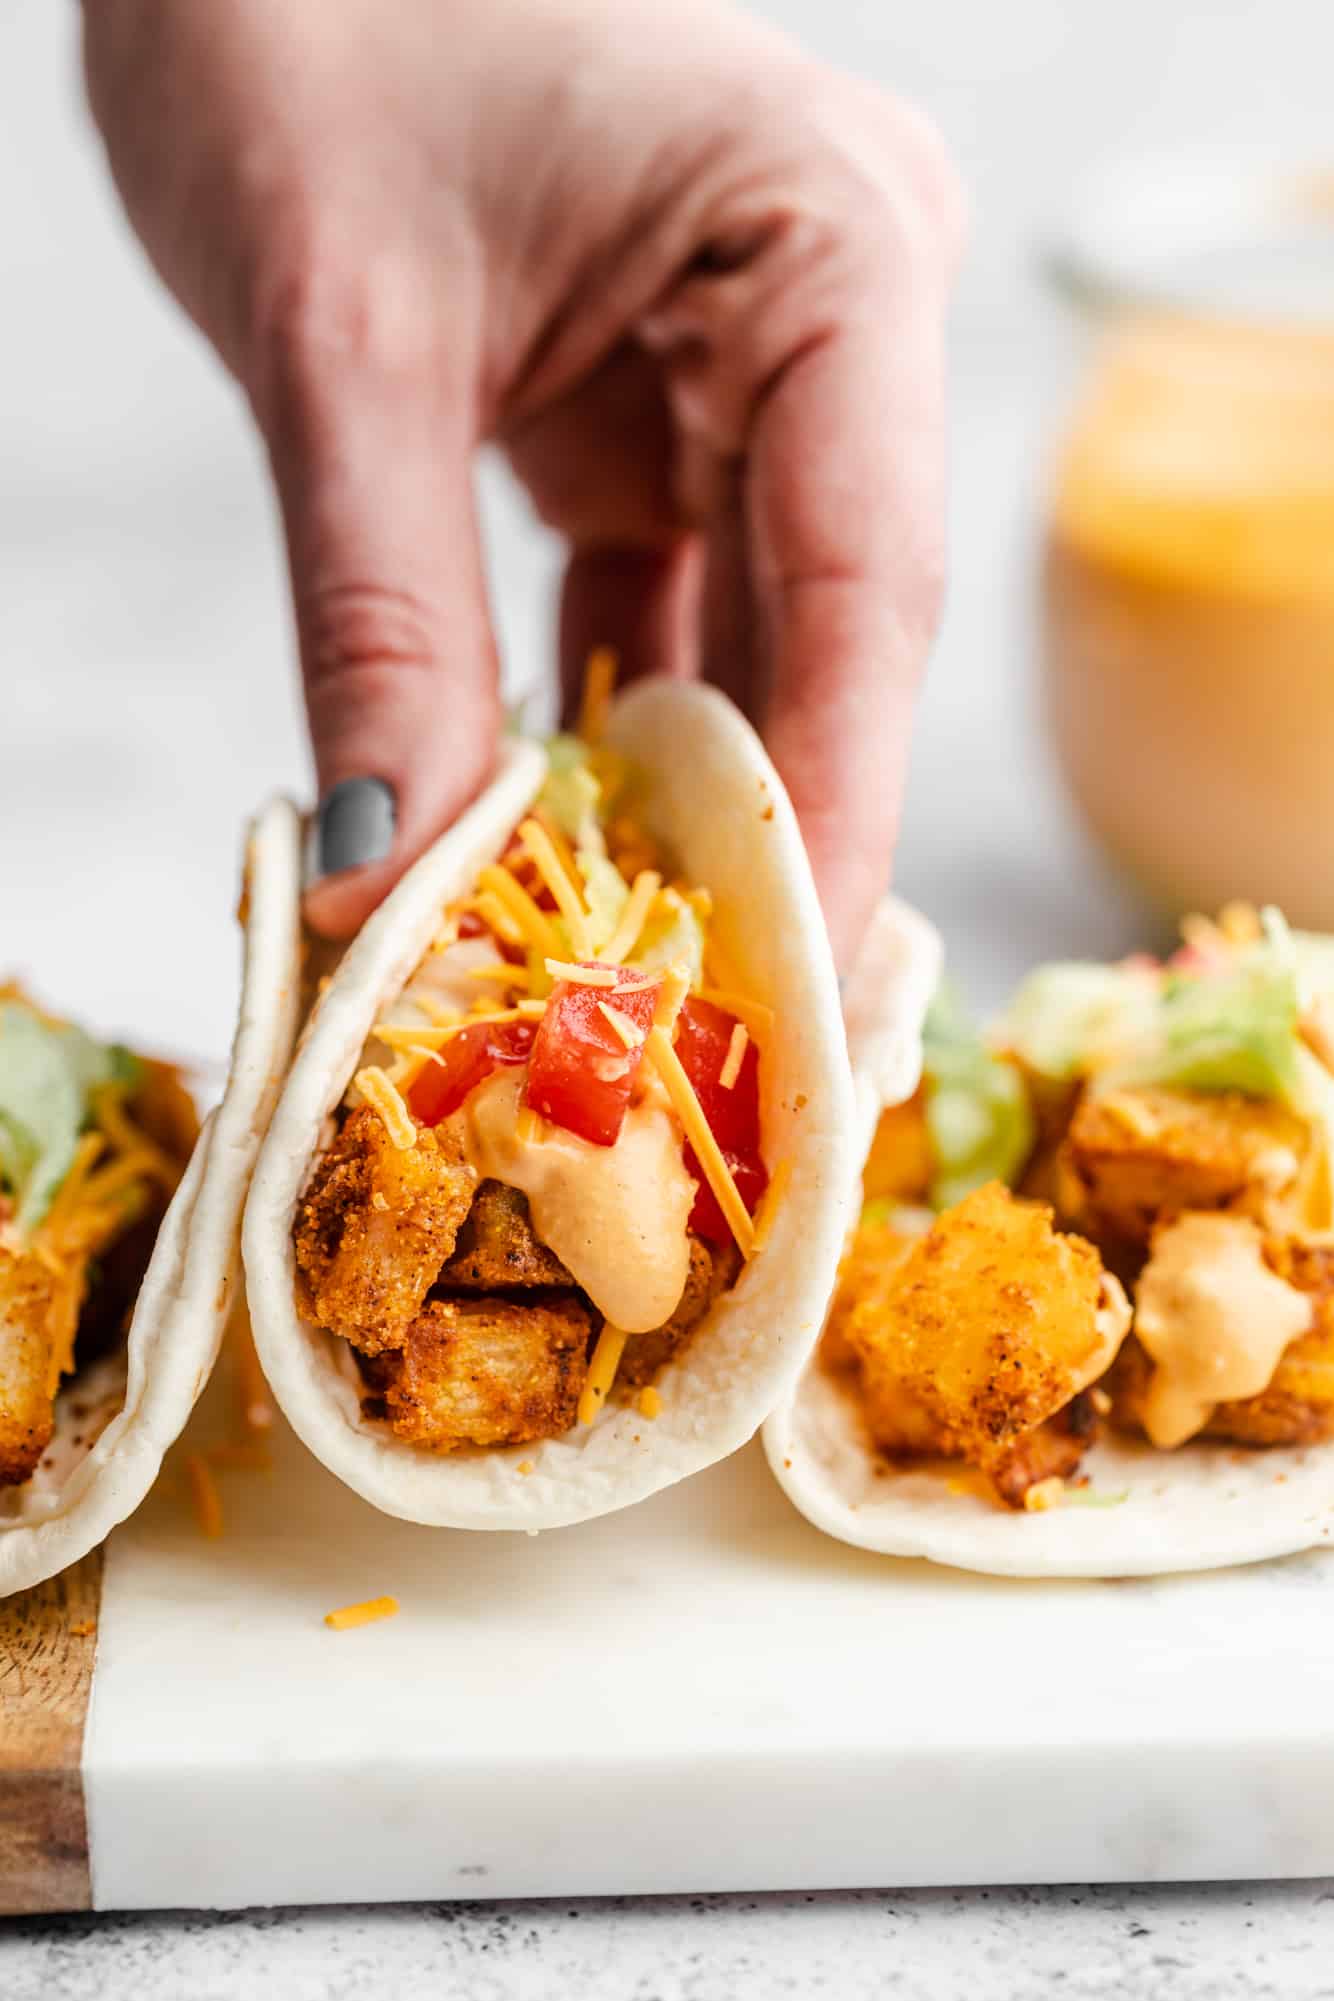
[187,1453,224,1539]
[544,958,619,988]
[652,964,692,1032]
[698,989,775,1048]
[597,1001,645,1050]
[517,998,549,1019]
[750,1156,790,1254]
[599,869,662,966]
[638,1385,662,1420]
[646,1026,755,1258]
[519,817,592,959]
[464,962,531,988]
[718,1022,749,1091]
[469,890,526,948]
[93,1086,179,1188]
[579,1322,629,1425]
[577,644,618,744]
[355,1067,417,1150]
[1024,1477,1066,1513]
[477,863,563,960]
[324,1595,399,1631]
[413,995,466,1028]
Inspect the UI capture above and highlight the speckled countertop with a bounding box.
[8,1886,1334,2001]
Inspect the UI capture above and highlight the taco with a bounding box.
[0,798,302,1596]
[243,677,856,1530]
[766,901,1334,1576]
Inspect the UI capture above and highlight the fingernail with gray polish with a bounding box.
[307,777,396,885]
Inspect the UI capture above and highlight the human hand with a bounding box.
[83,0,963,964]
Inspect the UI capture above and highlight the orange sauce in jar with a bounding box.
[1044,313,1334,924]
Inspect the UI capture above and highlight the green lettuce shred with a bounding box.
[921,983,1035,1209]
[0,1001,136,1237]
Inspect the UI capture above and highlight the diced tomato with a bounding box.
[524,965,660,1147]
[406,1017,536,1127]
[498,831,559,910]
[673,997,767,1242]
[685,1144,768,1247]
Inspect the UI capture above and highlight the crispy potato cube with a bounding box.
[368,1293,592,1451]
[439,1180,571,1290]
[1058,1086,1308,1250]
[294,1107,478,1356]
[862,1089,933,1205]
[0,1249,61,1485]
[844,1182,1123,1472]
[618,1236,740,1390]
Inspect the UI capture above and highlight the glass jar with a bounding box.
[1042,162,1334,925]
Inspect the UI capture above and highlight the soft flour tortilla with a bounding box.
[764,901,1334,1578]
[0,797,303,1597]
[243,684,858,1530]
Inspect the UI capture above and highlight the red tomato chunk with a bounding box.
[673,997,767,1243]
[407,1018,536,1127]
[524,966,660,1146]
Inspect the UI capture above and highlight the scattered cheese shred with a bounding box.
[517,998,549,1019]
[718,1022,749,1091]
[652,964,692,1032]
[519,817,592,958]
[545,958,619,989]
[599,869,662,966]
[477,863,563,960]
[638,1386,662,1420]
[93,1086,180,1188]
[39,1133,105,1237]
[355,1066,417,1151]
[579,1323,629,1425]
[646,1026,755,1259]
[750,1156,791,1254]
[324,1595,399,1631]
[187,1453,224,1539]
[577,644,618,745]
[206,1441,271,1471]
[597,1001,645,1050]
[532,808,582,897]
[412,994,466,1029]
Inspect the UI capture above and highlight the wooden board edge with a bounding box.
[0,1546,103,1914]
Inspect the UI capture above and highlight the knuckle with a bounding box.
[298,581,441,704]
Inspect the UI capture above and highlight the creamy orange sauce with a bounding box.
[1045,315,1334,925]
[461,1069,694,1333]
[1134,1213,1312,1447]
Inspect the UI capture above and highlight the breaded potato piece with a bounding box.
[438,1180,571,1290]
[619,1236,741,1389]
[1058,1086,1307,1250]
[988,1393,1100,1509]
[367,1293,592,1450]
[822,1211,949,1453]
[844,1183,1124,1476]
[294,1107,477,1355]
[0,1249,61,1485]
[862,1089,933,1206]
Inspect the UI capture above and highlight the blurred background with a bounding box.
[5,0,1333,1061]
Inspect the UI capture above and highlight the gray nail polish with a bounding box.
[308,777,396,884]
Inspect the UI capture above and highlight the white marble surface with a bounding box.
[7,0,1334,1990]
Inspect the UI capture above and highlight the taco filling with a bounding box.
[829,903,1334,1509]
[293,717,778,1454]
[0,991,197,1488]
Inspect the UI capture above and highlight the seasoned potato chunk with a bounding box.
[367,1293,592,1450]
[0,1250,62,1485]
[294,1107,477,1355]
[618,1236,740,1389]
[439,1180,571,1290]
[1058,1086,1308,1250]
[1108,1239,1334,1449]
[843,1183,1126,1486]
[862,1089,933,1206]
[822,1211,948,1455]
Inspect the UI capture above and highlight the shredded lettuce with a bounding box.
[537,734,602,845]
[921,984,1035,1209]
[998,963,1161,1081]
[0,1002,135,1237]
[578,847,630,954]
[632,890,705,987]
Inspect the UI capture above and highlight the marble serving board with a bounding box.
[5,1355,1334,1916]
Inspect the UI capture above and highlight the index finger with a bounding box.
[746,264,949,969]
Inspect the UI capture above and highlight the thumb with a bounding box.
[254,308,500,940]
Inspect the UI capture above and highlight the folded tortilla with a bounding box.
[0,798,303,1597]
[243,682,857,1529]
[763,900,1334,1578]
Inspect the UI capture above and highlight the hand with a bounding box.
[83,0,963,965]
